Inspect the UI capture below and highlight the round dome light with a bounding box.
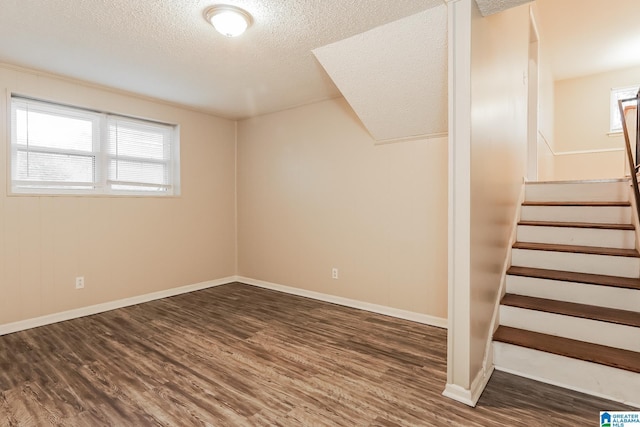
[204,5,252,37]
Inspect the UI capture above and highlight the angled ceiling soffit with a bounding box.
[313,6,448,142]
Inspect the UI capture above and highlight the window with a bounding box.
[610,85,639,133]
[10,96,179,196]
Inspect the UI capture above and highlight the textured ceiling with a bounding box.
[314,7,447,141]
[536,0,640,81]
[0,0,443,119]
[474,0,533,16]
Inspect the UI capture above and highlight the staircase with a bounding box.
[492,179,640,408]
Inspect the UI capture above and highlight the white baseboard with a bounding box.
[1,276,447,337]
[442,366,494,407]
[442,384,475,407]
[236,276,448,329]
[0,276,235,336]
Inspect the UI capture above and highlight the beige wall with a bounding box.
[237,98,448,319]
[536,7,555,181]
[551,66,640,179]
[555,66,640,152]
[0,65,237,325]
[537,135,555,180]
[552,151,625,181]
[538,40,555,154]
[469,1,528,386]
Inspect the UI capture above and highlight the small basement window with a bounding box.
[10,95,180,196]
[610,85,639,133]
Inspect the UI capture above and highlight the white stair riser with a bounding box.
[520,206,631,224]
[517,225,635,249]
[525,181,629,202]
[511,249,640,278]
[499,306,640,352]
[493,342,640,408]
[506,275,640,312]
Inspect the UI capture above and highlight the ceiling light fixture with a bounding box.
[204,5,253,37]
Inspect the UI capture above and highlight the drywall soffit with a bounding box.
[313,6,448,142]
[475,0,534,16]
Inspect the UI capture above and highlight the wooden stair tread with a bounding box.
[501,294,640,328]
[518,220,634,230]
[494,326,640,373]
[507,266,640,291]
[527,179,629,184]
[512,241,640,258]
[522,201,630,207]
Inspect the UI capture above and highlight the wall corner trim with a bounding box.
[0,277,236,336]
[443,365,495,407]
[237,276,448,329]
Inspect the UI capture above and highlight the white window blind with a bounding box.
[108,117,173,192]
[10,96,179,196]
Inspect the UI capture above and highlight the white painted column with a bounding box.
[443,0,474,406]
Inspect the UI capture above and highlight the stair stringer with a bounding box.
[478,179,526,396]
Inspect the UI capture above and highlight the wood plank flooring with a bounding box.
[0,283,634,426]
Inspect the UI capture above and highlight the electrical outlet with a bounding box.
[75,276,85,289]
[332,268,338,279]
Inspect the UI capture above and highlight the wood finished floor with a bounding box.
[0,283,633,426]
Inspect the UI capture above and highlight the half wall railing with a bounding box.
[619,89,640,221]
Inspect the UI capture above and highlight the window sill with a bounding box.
[8,191,180,199]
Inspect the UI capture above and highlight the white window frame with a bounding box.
[9,95,180,196]
[610,85,639,134]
